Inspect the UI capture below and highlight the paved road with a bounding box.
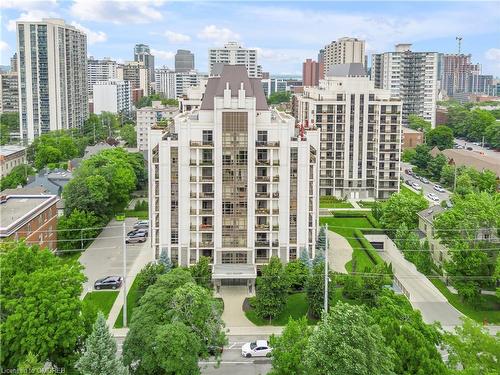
[401,162,451,204]
[454,138,500,161]
[328,230,352,273]
[79,218,151,296]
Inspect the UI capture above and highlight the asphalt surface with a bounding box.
[401,162,451,204]
[454,138,500,161]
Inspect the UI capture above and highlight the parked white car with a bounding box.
[433,185,445,193]
[411,182,422,190]
[426,193,440,202]
[241,340,272,358]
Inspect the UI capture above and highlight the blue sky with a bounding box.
[1,1,499,76]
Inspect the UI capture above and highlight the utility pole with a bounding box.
[324,223,329,315]
[122,221,128,327]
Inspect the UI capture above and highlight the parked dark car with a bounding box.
[94,276,123,290]
[127,228,148,237]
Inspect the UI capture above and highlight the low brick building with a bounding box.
[0,194,59,250]
[402,127,424,149]
[0,145,27,178]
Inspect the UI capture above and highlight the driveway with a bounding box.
[327,230,352,273]
[79,218,152,296]
[365,234,462,329]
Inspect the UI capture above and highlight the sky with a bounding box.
[1,0,499,76]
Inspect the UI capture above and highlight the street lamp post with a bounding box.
[324,223,329,315]
[122,221,128,327]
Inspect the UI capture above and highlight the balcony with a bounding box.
[256,141,280,147]
[200,175,214,182]
[255,208,270,214]
[273,176,279,182]
[190,140,214,147]
[272,192,280,198]
[200,159,214,166]
[200,208,214,214]
[256,176,270,182]
[199,241,214,248]
[255,224,270,231]
[272,240,279,247]
[255,240,269,247]
[256,159,270,165]
[190,192,197,198]
[272,209,279,215]
[256,192,270,198]
[272,160,280,166]
[190,176,197,182]
[255,257,270,264]
[272,225,279,231]
[199,224,214,231]
[200,192,214,198]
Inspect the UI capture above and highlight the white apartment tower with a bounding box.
[371,44,438,126]
[117,61,150,97]
[136,101,178,151]
[323,37,366,76]
[155,67,177,99]
[297,63,402,200]
[149,65,319,290]
[209,42,259,78]
[87,57,118,96]
[16,18,88,142]
[92,80,132,116]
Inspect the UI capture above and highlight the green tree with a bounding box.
[267,91,291,105]
[63,175,111,216]
[316,226,326,255]
[306,261,333,318]
[304,303,395,375]
[428,154,447,181]
[380,191,428,231]
[34,145,62,169]
[0,242,87,369]
[75,312,127,375]
[269,317,312,375]
[17,352,55,374]
[394,222,410,250]
[426,125,454,150]
[154,322,201,375]
[402,148,416,162]
[444,318,500,375]
[57,209,105,251]
[440,163,456,188]
[0,112,20,145]
[455,173,474,196]
[120,124,137,147]
[255,256,289,319]
[468,109,496,142]
[284,260,309,291]
[446,104,470,138]
[485,122,500,148]
[190,256,212,289]
[158,249,173,272]
[410,144,432,170]
[371,200,384,222]
[0,164,35,190]
[477,169,497,193]
[408,115,431,133]
[135,262,167,301]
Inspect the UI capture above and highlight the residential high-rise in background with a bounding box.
[176,70,203,98]
[87,57,118,97]
[136,101,178,151]
[10,53,17,73]
[440,54,480,96]
[371,44,438,126]
[318,49,325,65]
[117,61,150,100]
[134,43,155,83]
[296,63,402,199]
[208,42,260,77]
[148,65,319,291]
[323,37,366,76]
[302,58,324,86]
[261,77,287,98]
[175,49,195,72]
[92,80,132,116]
[16,18,88,142]
[0,72,19,114]
[155,67,177,99]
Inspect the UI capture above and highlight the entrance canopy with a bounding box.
[212,264,257,280]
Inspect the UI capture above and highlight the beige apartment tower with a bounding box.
[323,37,366,76]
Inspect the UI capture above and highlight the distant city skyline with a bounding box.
[1,1,499,76]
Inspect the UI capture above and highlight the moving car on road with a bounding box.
[426,193,440,202]
[94,276,123,290]
[241,340,272,358]
[434,185,445,193]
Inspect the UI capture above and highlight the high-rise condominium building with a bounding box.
[261,78,287,98]
[92,80,132,116]
[117,61,150,97]
[136,101,178,151]
[297,63,403,199]
[175,50,195,73]
[87,57,118,96]
[17,18,88,142]
[0,72,19,113]
[148,65,320,291]
[155,67,177,99]
[371,44,438,126]
[323,37,365,76]
[134,44,155,83]
[10,53,18,73]
[176,70,203,98]
[208,42,259,78]
[302,58,324,86]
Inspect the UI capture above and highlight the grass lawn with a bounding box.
[114,277,140,328]
[245,293,317,326]
[358,201,377,208]
[319,213,379,271]
[57,251,83,264]
[83,291,119,318]
[320,201,354,209]
[430,279,500,324]
[401,185,424,200]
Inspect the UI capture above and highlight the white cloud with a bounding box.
[71,0,165,24]
[7,9,59,32]
[197,25,240,45]
[0,41,9,52]
[484,48,500,75]
[0,0,57,10]
[151,48,175,61]
[163,30,191,43]
[485,48,500,61]
[70,21,107,44]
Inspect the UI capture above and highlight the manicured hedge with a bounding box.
[353,228,383,266]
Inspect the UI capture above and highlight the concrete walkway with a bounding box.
[327,230,353,273]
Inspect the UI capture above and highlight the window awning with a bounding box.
[212,264,257,279]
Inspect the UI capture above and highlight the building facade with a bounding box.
[117,61,150,97]
[261,78,287,98]
[323,37,365,76]
[16,18,88,142]
[439,54,480,96]
[371,44,438,127]
[0,72,19,113]
[175,49,195,72]
[134,44,154,83]
[302,58,324,87]
[92,80,132,116]
[0,145,27,178]
[297,63,402,199]
[0,194,59,251]
[155,67,177,99]
[402,127,424,149]
[176,70,203,98]
[148,65,319,290]
[87,57,118,96]
[136,101,179,151]
[209,42,259,78]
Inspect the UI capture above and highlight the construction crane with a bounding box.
[456,36,463,54]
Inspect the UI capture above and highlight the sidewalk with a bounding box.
[327,230,352,273]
